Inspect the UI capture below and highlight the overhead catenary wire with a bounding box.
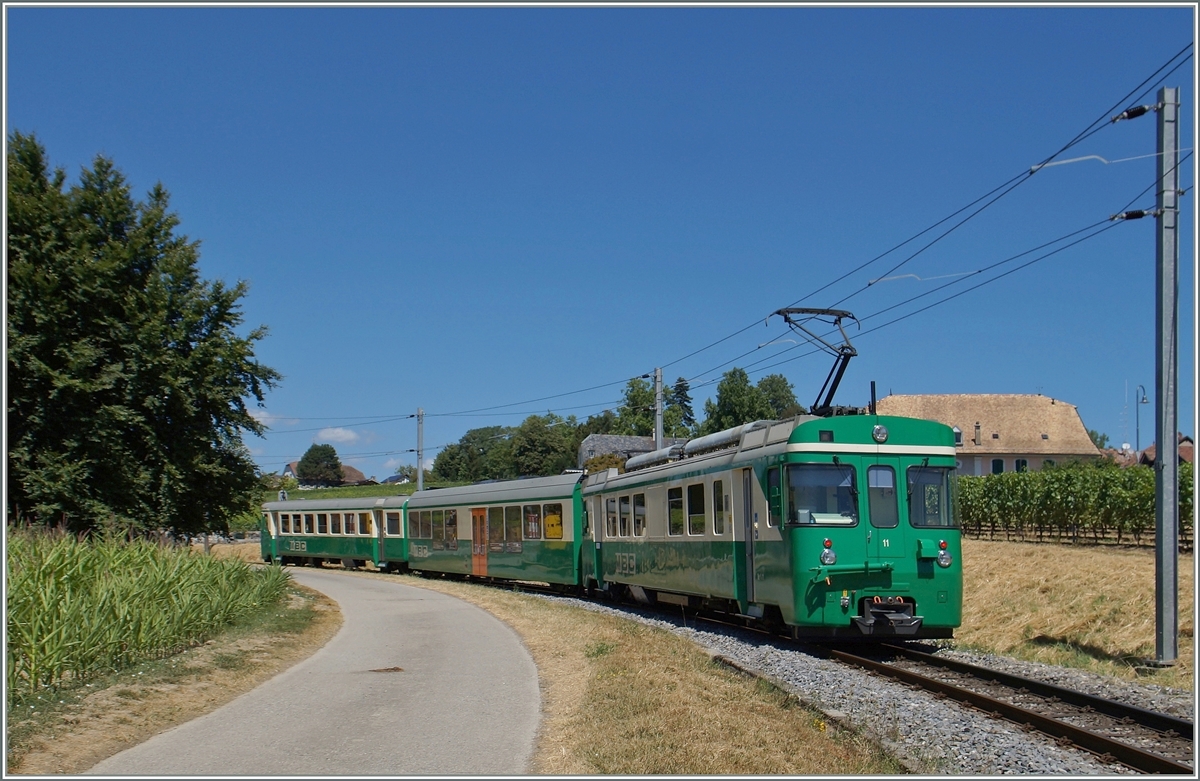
[254,45,1194,474]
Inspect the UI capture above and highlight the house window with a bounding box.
[991,459,1005,474]
[953,426,962,447]
[1015,459,1029,473]
[1043,459,1055,469]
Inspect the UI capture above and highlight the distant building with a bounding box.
[874,394,1100,476]
[282,461,370,486]
[381,473,411,485]
[1139,433,1195,467]
[577,434,688,470]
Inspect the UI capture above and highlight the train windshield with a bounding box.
[907,466,958,528]
[786,464,858,525]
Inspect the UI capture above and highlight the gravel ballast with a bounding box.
[541,594,1192,775]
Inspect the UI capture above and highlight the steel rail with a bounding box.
[830,648,1194,775]
[881,643,1194,740]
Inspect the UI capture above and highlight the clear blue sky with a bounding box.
[6,5,1196,480]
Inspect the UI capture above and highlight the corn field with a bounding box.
[5,528,290,705]
[958,462,1194,549]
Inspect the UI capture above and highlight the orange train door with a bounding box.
[471,508,487,576]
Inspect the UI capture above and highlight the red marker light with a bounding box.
[939,540,948,550]
[823,538,833,548]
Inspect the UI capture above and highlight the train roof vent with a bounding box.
[684,420,773,458]
[625,445,685,472]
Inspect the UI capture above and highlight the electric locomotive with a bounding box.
[259,307,963,639]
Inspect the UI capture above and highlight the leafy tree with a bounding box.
[584,453,626,474]
[6,132,279,536]
[1088,429,1110,450]
[576,409,620,440]
[297,444,342,485]
[614,378,655,436]
[432,425,513,482]
[757,374,804,418]
[698,368,776,435]
[511,413,578,477]
[394,464,419,482]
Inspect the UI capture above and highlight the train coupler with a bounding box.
[852,597,922,636]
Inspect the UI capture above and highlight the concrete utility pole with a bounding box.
[654,368,664,450]
[1154,86,1179,666]
[417,407,425,492]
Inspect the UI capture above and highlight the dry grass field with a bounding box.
[959,537,1194,691]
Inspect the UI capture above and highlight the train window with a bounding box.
[331,514,342,535]
[489,507,504,551]
[767,469,782,527]
[633,494,646,536]
[543,504,564,539]
[606,498,618,538]
[667,487,684,536]
[713,481,726,535]
[524,505,542,539]
[505,506,523,552]
[317,514,328,534]
[619,496,631,537]
[304,514,315,534]
[445,509,458,549]
[433,510,445,546]
[867,466,899,528]
[281,515,291,534]
[991,459,1005,474]
[786,464,857,525]
[343,512,355,535]
[360,513,374,536]
[908,467,958,528]
[418,510,430,539]
[386,512,400,536]
[687,484,706,535]
[407,512,418,538]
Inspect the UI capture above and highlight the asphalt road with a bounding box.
[86,568,541,775]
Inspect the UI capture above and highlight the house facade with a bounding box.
[282,461,369,486]
[875,394,1101,476]
[577,434,689,470]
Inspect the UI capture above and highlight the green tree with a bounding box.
[511,413,578,477]
[614,378,655,436]
[432,425,514,482]
[664,377,696,438]
[6,132,279,536]
[297,444,342,485]
[1088,429,1110,450]
[756,374,804,418]
[698,368,776,435]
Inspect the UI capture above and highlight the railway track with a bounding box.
[828,644,1194,775]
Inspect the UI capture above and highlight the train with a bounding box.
[259,411,963,640]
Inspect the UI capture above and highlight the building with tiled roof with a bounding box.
[577,434,689,470]
[1138,434,1195,467]
[282,461,369,486]
[874,394,1101,476]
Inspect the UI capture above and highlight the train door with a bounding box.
[741,468,756,604]
[865,460,903,562]
[471,508,487,576]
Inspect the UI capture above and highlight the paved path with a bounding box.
[87,568,540,775]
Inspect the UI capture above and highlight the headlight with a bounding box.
[820,547,837,565]
[937,550,953,568]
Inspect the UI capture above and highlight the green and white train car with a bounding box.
[403,473,585,586]
[260,496,409,570]
[581,414,962,639]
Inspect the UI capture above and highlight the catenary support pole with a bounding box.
[417,407,425,492]
[654,368,664,450]
[1154,86,1178,666]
